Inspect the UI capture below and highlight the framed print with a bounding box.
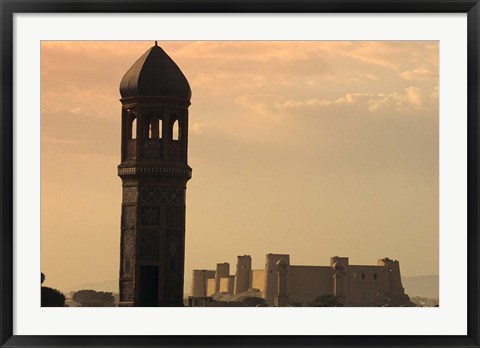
[0,1,479,347]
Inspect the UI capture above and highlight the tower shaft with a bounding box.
[117,44,192,307]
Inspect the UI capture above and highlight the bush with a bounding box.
[72,290,115,307]
[241,296,267,307]
[308,295,343,307]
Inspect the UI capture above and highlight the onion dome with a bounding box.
[120,42,191,100]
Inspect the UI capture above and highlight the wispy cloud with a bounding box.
[401,68,436,81]
[235,86,437,119]
[43,136,83,145]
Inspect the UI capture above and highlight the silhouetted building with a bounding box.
[118,42,192,306]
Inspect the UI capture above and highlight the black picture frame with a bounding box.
[1,1,479,347]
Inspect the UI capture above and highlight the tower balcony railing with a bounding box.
[126,139,137,159]
[143,139,164,158]
[125,138,183,160]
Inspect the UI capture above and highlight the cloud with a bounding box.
[42,136,83,145]
[400,68,436,81]
[404,86,424,107]
[430,85,439,100]
[41,89,118,119]
[234,94,282,115]
[41,41,438,123]
[235,86,436,119]
[69,107,83,114]
[189,121,223,136]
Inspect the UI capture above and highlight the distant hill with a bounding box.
[402,275,439,298]
[64,280,118,295]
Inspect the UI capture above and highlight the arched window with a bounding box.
[147,117,162,139]
[172,120,179,141]
[131,118,137,139]
[148,123,153,139]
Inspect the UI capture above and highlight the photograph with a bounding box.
[40,40,439,308]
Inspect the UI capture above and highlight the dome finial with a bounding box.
[155,40,158,47]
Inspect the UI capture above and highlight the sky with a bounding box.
[41,41,439,292]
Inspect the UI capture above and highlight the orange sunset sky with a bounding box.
[41,41,439,292]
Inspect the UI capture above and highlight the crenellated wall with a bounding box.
[344,265,390,305]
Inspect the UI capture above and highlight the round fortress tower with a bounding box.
[263,254,290,306]
[191,270,206,298]
[234,255,252,294]
[377,257,405,297]
[191,270,215,298]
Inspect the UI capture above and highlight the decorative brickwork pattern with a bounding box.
[140,206,161,225]
[122,205,136,228]
[166,205,184,228]
[123,186,138,203]
[139,186,184,204]
[139,231,160,261]
[165,230,183,280]
[120,280,134,302]
[121,230,136,279]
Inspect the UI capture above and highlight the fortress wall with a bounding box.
[345,265,389,305]
[288,266,333,305]
[215,263,230,293]
[207,278,216,296]
[219,276,235,294]
[191,270,216,297]
[251,270,265,293]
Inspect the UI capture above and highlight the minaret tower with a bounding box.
[118,42,192,307]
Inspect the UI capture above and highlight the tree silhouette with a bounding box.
[41,287,66,307]
[41,273,66,307]
[72,290,115,307]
